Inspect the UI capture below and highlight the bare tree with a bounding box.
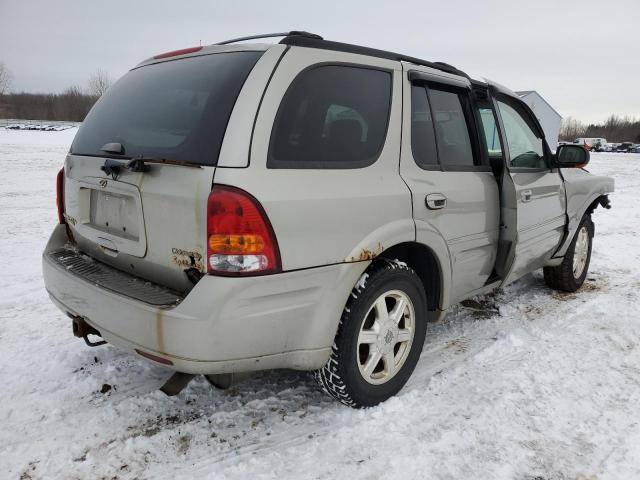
[87,69,112,97]
[0,61,13,96]
[559,116,586,141]
[60,85,93,121]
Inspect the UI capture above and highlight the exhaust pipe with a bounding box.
[160,372,196,396]
[159,372,250,396]
[70,314,107,347]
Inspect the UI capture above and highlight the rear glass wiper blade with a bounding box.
[97,143,201,168]
[100,156,201,178]
[129,156,203,169]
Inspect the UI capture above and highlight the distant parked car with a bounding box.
[631,144,640,153]
[605,143,620,152]
[616,142,634,153]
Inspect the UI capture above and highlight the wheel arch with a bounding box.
[585,194,611,217]
[376,241,446,312]
[554,193,611,258]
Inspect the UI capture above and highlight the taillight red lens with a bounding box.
[56,167,65,224]
[153,46,203,59]
[206,185,281,275]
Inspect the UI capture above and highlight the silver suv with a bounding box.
[43,31,614,407]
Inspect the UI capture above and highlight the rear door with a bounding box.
[400,67,500,304]
[62,47,279,291]
[492,94,566,282]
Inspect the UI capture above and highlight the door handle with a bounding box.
[426,193,447,210]
[521,189,532,203]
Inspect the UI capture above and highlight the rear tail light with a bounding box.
[206,185,281,275]
[56,167,65,224]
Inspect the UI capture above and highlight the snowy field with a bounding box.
[1,128,639,480]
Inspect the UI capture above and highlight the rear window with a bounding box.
[71,51,263,166]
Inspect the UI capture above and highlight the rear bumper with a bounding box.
[43,225,367,374]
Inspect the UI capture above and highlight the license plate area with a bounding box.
[67,178,147,258]
[89,189,140,241]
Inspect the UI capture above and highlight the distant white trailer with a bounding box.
[516,90,562,151]
[574,137,608,148]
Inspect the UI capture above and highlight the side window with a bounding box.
[497,100,546,169]
[476,99,503,161]
[268,65,392,168]
[429,88,475,167]
[410,86,438,167]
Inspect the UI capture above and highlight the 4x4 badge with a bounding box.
[99,179,108,188]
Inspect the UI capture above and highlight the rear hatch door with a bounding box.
[63,49,265,291]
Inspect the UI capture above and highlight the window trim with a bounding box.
[470,86,505,169]
[409,85,440,171]
[410,78,491,173]
[266,62,394,170]
[493,93,552,173]
[429,84,488,172]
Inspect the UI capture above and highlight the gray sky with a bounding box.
[1,0,638,123]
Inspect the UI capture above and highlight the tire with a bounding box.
[544,215,594,292]
[314,259,428,408]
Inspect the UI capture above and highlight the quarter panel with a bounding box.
[214,49,413,271]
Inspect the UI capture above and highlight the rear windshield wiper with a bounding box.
[99,142,201,168]
[100,156,201,178]
[99,149,201,178]
[129,156,202,169]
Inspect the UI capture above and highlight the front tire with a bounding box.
[314,260,427,408]
[544,215,594,292]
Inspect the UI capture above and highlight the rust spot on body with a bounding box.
[347,243,384,262]
[170,248,204,272]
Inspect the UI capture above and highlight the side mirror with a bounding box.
[555,144,590,168]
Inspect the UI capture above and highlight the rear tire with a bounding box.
[314,259,427,408]
[544,215,594,292]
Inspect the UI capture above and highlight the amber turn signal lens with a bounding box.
[208,234,265,254]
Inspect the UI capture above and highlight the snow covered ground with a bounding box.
[1,128,639,480]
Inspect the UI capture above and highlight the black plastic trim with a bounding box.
[280,36,470,79]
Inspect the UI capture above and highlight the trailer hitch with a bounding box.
[70,315,107,347]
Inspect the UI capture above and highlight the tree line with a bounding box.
[560,115,640,143]
[2,60,640,140]
[0,63,111,122]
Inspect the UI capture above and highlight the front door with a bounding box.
[492,94,566,283]
[400,67,500,306]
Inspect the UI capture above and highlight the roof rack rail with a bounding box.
[279,35,470,79]
[216,31,323,45]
